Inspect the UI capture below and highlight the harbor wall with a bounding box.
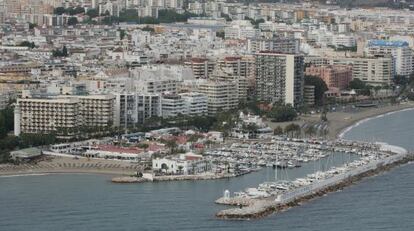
[277,153,407,204]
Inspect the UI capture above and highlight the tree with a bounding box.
[62,46,68,56]
[68,17,78,26]
[273,126,284,135]
[267,104,297,122]
[119,29,127,40]
[348,79,371,96]
[18,41,35,49]
[348,79,366,89]
[305,75,328,105]
[29,23,37,29]
[284,123,301,138]
[304,126,316,138]
[87,8,99,18]
[54,7,65,15]
[137,143,149,150]
[165,139,178,154]
[216,31,225,39]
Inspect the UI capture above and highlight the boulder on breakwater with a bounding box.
[111,176,148,183]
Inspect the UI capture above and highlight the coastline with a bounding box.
[1,102,413,178]
[327,102,414,139]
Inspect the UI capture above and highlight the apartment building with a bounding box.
[197,81,238,116]
[216,56,256,93]
[161,94,186,118]
[210,67,248,102]
[366,40,413,76]
[62,95,115,128]
[185,58,215,79]
[328,56,394,86]
[305,65,353,90]
[180,92,208,117]
[303,85,315,106]
[255,52,304,106]
[247,38,300,53]
[14,94,115,137]
[14,97,80,137]
[114,92,161,128]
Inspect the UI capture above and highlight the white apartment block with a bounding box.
[114,92,161,128]
[180,92,208,117]
[328,56,394,86]
[255,52,304,106]
[197,81,238,116]
[14,94,115,137]
[14,97,80,137]
[210,67,248,102]
[225,24,260,40]
[366,40,413,76]
[161,94,186,118]
[247,38,301,53]
[332,34,356,48]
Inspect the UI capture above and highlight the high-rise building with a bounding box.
[216,56,256,95]
[255,52,304,106]
[197,81,238,116]
[366,40,413,76]
[247,38,300,54]
[14,94,115,138]
[210,66,248,102]
[161,94,186,118]
[185,58,215,79]
[305,65,353,90]
[180,92,208,117]
[114,92,161,128]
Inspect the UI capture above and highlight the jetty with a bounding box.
[216,148,414,220]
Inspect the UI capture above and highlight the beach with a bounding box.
[268,102,414,139]
[0,156,143,177]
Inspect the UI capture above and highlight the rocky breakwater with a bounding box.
[111,176,148,183]
[216,153,414,220]
[216,198,279,220]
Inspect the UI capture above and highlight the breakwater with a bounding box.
[216,152,414,220]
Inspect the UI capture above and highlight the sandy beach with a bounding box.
[268,102,414,139]
[0,156,144,177]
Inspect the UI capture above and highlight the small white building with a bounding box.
[152,153,208,175]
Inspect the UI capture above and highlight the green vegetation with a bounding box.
[29,23,37,29]
[54,7,85,16]
[284,123,301,138]
[216,31,225,39]
[142,26,155,32]
[305,75,329,105]
[273,126,284,135]
[98,9,200,25]
[267,104,297,122]
[52,46,68,57]
[86,8,99,18]
[0,106,57,163]
[221,13,232,22]
[348,79,371,96]
[68,17,78,26]
[244,16,265,28]
[18,41,36,49]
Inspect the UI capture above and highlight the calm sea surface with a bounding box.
[1,109,413,231]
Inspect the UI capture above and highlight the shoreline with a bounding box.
[328,102,414,139]
[1,103,413,178]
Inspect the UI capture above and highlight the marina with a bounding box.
[215,143,413,219]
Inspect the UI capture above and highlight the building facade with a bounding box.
[255,52,304,106]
